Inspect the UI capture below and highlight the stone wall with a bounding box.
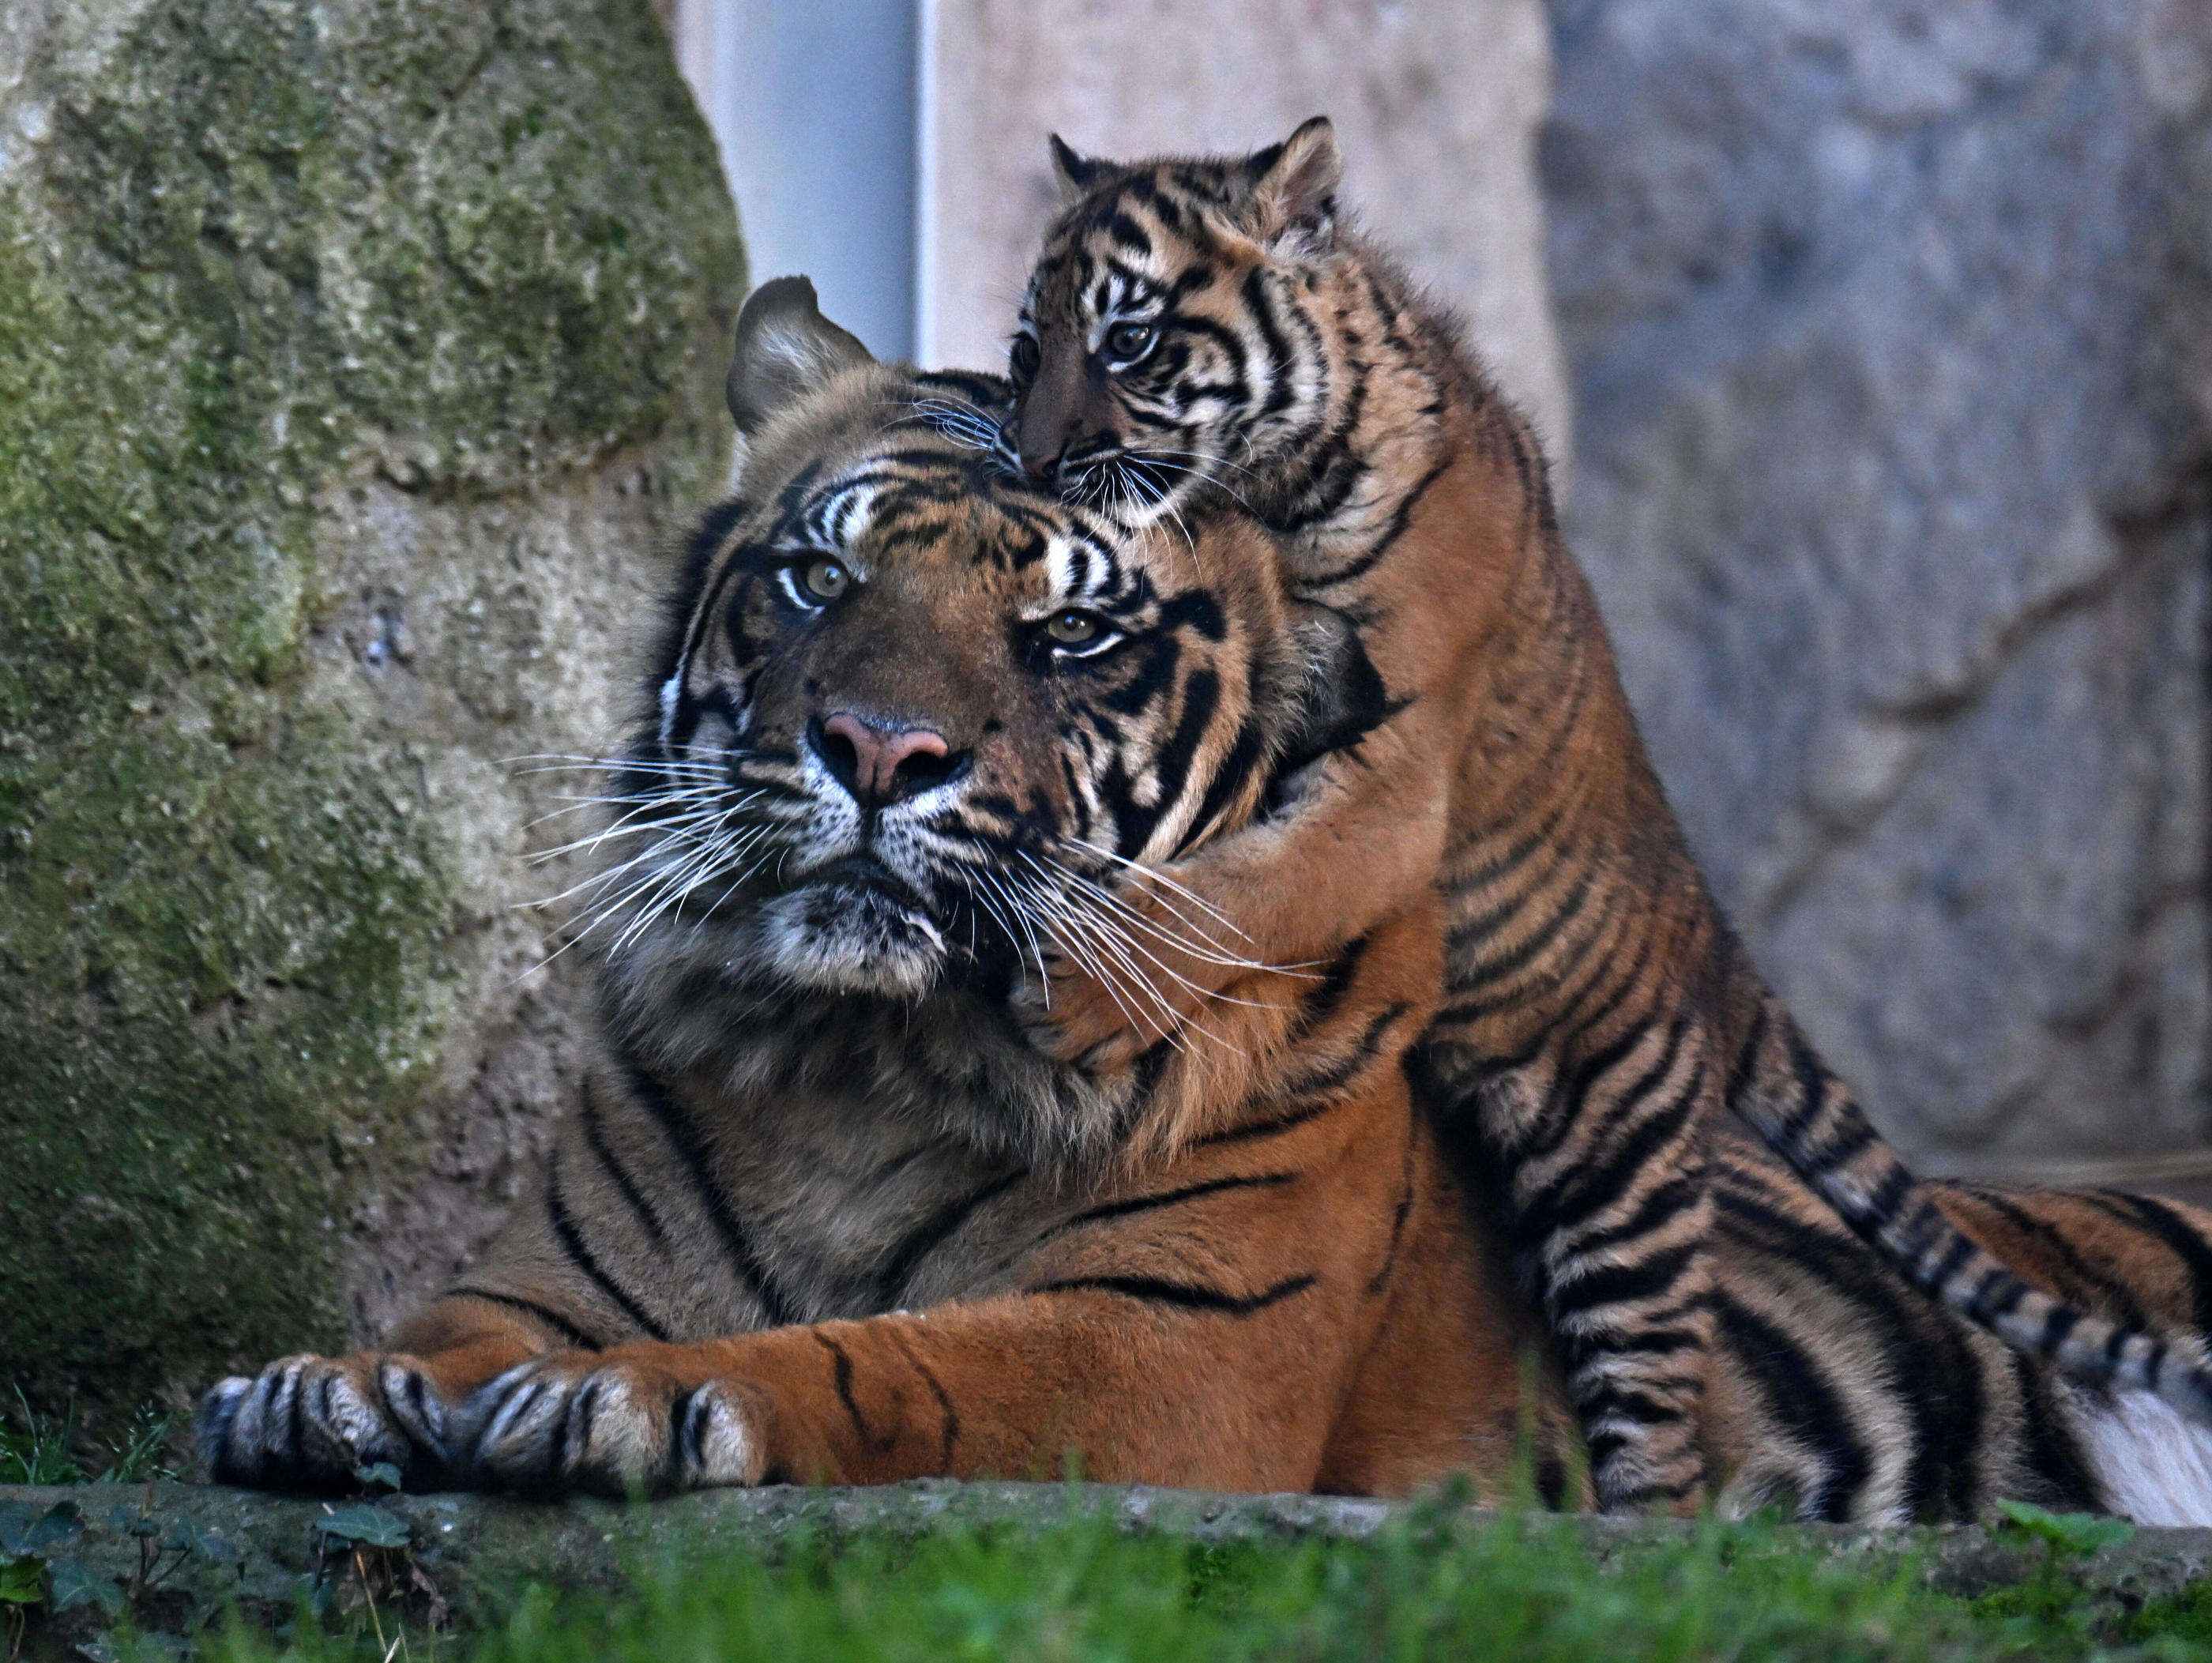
[0,0,743,1415]
[1544,0,2211,1176]
[921,0,1572,460]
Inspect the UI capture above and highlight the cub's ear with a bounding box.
[1048,133,1109,201]
[1244,115,1341,244]
[725,276,875,435]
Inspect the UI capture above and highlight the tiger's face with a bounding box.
[587,279,1301,1013]
[1008,119,1345,522]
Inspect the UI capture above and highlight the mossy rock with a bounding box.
[0,0,744,1419]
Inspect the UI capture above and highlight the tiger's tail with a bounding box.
[1732,1000,2212,1424]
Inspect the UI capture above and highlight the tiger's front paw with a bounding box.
[461,1349,768,1497]
[198,1353,455,1492]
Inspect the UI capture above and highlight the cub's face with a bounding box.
[1007,121,1345,521]
[587,282,1298,1009]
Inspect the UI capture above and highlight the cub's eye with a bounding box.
[1104,320,1157,363]
[799,556,850,603]
[1044,609,1104,647]
[1009,334,1041,380]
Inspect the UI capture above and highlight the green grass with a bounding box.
[175,1509,2212,1663]
[0,1390,179,1485]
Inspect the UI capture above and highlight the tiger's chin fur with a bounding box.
[198,277,2212,1528]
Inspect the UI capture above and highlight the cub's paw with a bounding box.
[461,1349,766,1497]
[1014,948,1184,1075]
[198,1353,453,1492]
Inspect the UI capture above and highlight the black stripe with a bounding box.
[615,1053,799,1326]
[2099,1194,2212,1334]
[1713,1292,1868,1522]
[1721,1004,1771,1116]
[1368,1140,1416,1296]
[446,1287,602,1350]
[1520,1076,1701,1245]
[1446,870,1596,995]
[1114,667,1221,857]
[1551,1241,1700,1320]
[885,1327,960,1467]
[1523,1016,1676,1161]
[874,1169,1028,1304]
[2005,1349,2101,1513]
[1285,935,1371,1042]
[1443,803,1568,898]
[1925,1232,1980,1291]
[1557,1175,1705,1266]
[1270,1002,1411,1103]
[812,1333,893,1453]
[578,1082,668,1247]
[1058,1170,1297,1232]
[1173,706,1272,860]
[1715,1185,1975,1519]
[1958,1187,2150,1330]
[1576,1386,1688,1427]
[1303,452,1454,590]
[1191,1094,1344,1149]
[545,1146,669,1342]
[1031,1273,1318,1316]
[1772,1025,1832,1149]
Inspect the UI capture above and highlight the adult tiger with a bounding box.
[1004,119,2212,1511]
[196,278,1578,1501]
[199,283,2212,1526]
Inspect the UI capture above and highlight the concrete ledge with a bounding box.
[5,1481,2211,1652]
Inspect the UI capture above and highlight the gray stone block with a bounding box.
[1545,0,2212,1172]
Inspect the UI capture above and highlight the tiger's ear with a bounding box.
[1048,134,1108,201]
[725,276,875,436]
[1244,116,1342,246]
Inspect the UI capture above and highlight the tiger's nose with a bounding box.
[816,713,961,807]
[1020,427,1068,479]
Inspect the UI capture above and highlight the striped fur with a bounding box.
[196,284,2212,1526]
[1006,122,2212,1511]
[197,281,1581,1501]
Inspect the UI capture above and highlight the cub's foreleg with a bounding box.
[1033,698,1454,1075]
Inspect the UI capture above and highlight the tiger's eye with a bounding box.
[801,557,850,602]
[1010,334,1041,380]
[1104,321,1156,362]
[1045,610,1101,645]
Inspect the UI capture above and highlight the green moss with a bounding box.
[0,0,743,1416]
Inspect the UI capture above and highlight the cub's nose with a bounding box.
[815,713,962,808]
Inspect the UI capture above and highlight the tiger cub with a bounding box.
[1006,119,2212,1511]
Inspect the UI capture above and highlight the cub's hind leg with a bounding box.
[1427,1024,1721,1514]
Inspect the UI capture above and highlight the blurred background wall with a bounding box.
[665,0,2212,1191]
[1544,0,2212,1188]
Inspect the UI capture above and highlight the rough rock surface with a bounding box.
[922,0,1572,461]
[1544,0,2212,1175]
[0,0,743,1415]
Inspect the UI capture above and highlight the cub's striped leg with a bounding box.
[1730,1000,2212,1428]
[197,1289,598,1492]
[1026,693,1457,1078]
[1429,1018,1721,1514]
